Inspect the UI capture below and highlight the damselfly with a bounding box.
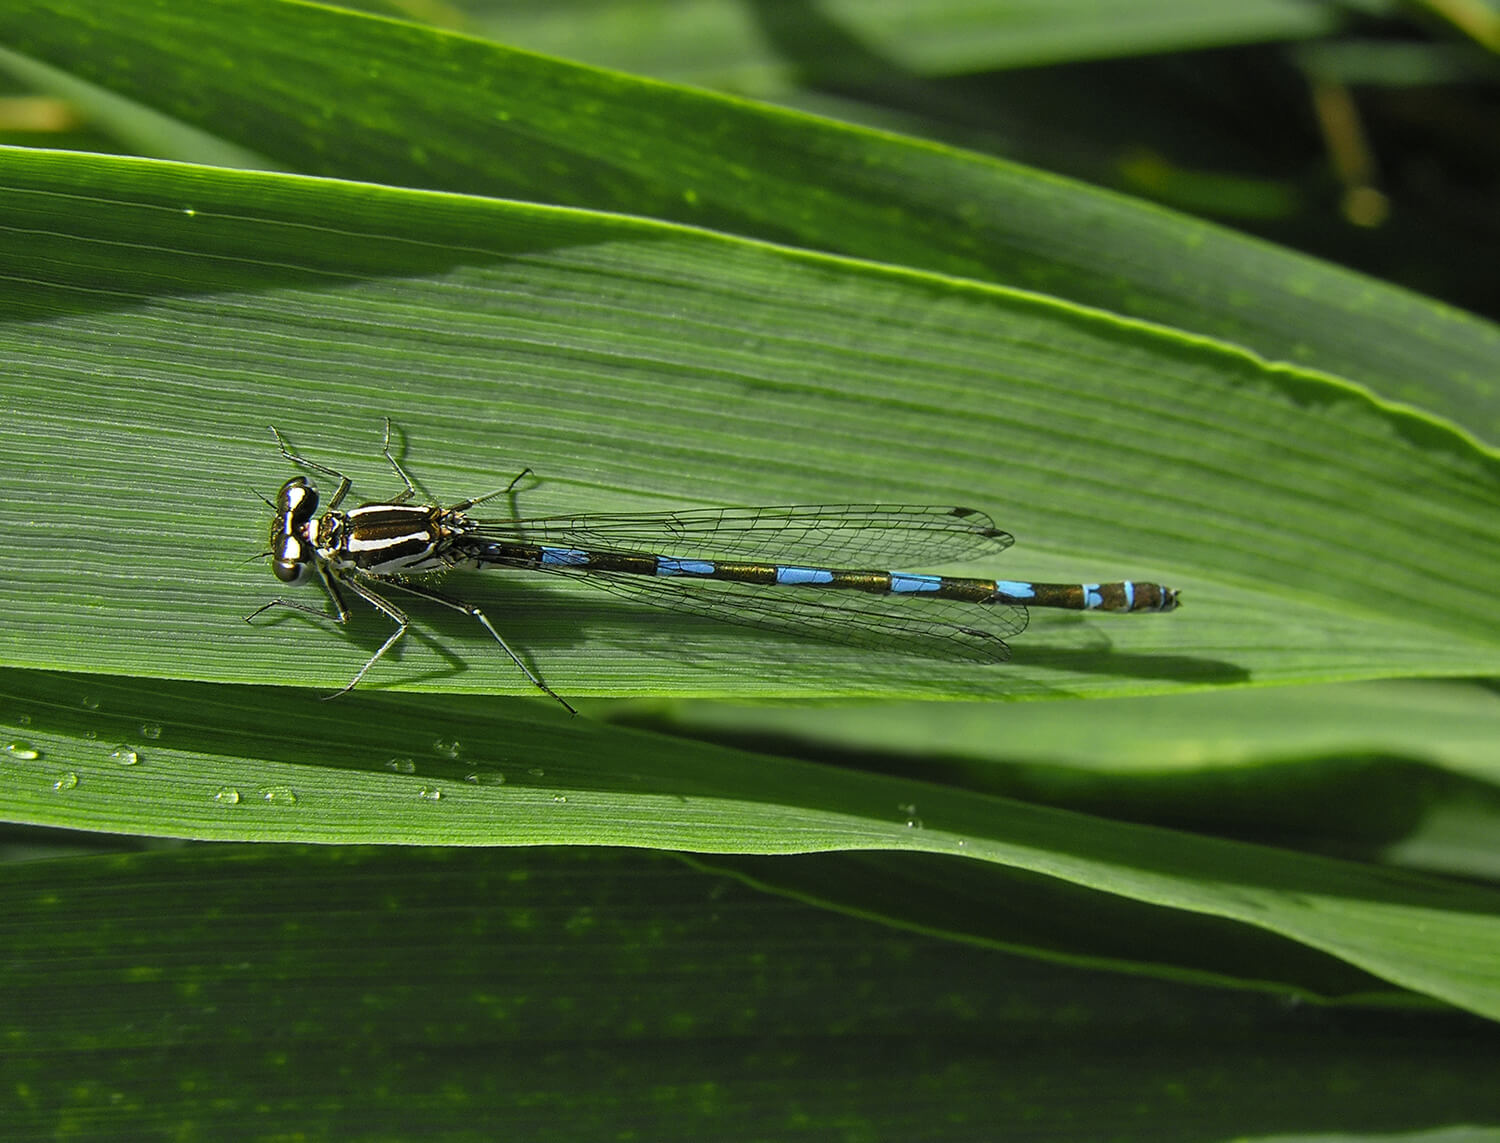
[250,422,1180,713]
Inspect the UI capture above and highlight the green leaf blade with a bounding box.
[1,0,1495,442]
[2,148,1498,700]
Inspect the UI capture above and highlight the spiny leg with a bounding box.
[330,574,415,699]
[269,424,352,510]
[248,568,437,701]
[246,567,400,699]
[379,417,418,504]
[380,577,577,715]
[379,419,530,511]
[246,563,352,626]
[245,596,339,625]
[451,466,534,513]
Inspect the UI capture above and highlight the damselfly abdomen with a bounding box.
[250,423,1180,713]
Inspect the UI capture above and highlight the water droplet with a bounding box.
[5,741,41,761]
[904,817,924,830]
[109,746,141,766]
[214,787,241,805]
[140,723,163,740]
[258,785,298,805]
[384,757,416,774]
[80,695,100,711]
[53,772,79,791]
[432,739,462,759]
[551,794,567,804]
[418,786,442,801]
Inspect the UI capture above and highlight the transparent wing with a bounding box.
[490,562,1029,663]
[473,504,1014,568]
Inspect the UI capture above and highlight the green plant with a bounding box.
[2,1,1498,1137]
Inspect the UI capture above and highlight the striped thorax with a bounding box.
[268,476,475,582]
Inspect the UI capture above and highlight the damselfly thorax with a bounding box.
[271,480,471,581]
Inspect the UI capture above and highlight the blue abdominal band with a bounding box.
[775,566,835,585]
[889,573,941,593]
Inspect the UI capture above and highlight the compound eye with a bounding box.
[272,557,311,584]
[278,477,318,518]
[271,535,312,584]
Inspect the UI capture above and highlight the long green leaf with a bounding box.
[4,670,1500,1018]
[658,680,1500,881]
[355,0,1350,86]
[3,149,1497,702]
[6,845,1497,1139]
[667,681,1500,781]
[1,0,1495,440]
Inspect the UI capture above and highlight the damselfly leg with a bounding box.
[270,424,352,511]
[372,576,576,713]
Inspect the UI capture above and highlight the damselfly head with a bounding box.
[269,477,319,584]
